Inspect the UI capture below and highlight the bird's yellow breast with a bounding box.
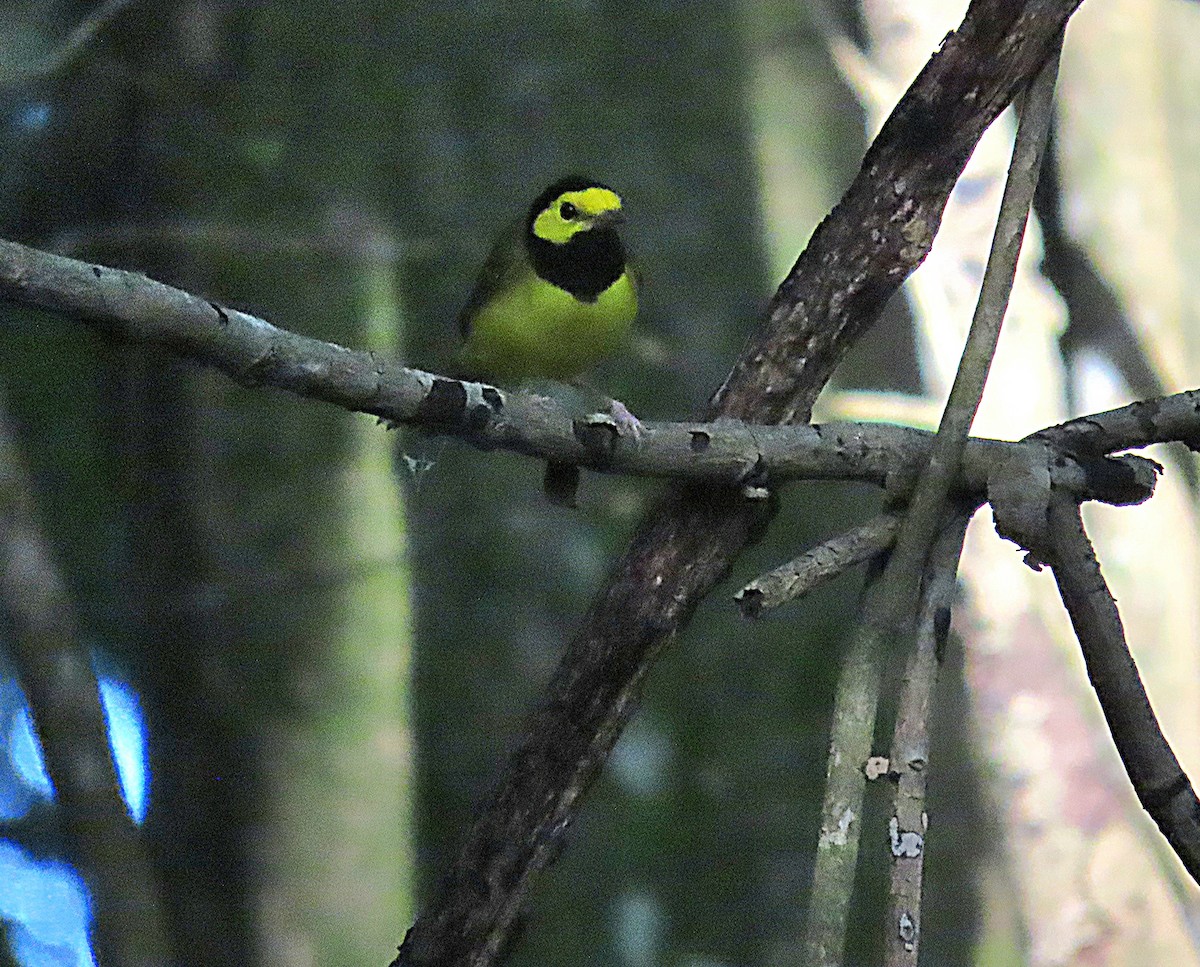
[463,270,637,383]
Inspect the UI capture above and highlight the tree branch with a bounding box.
[802,552,889,967]
[803,43,1059,965]
[0,391,171,966]
[735,511,904,616]
[874,34,1060,626]
[0,238,1160,511]
[0,5,1114,962]
[1046,494,1200,883]
[884,514,970,966]
[396,2,1084,963]
[1037,388,1200,455]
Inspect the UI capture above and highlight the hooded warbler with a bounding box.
[458,177,638,386]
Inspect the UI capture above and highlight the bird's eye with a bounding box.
[560,201,578,221]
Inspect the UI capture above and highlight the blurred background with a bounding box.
[1,1,1199,965]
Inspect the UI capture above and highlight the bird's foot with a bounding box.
[607,398,643,440]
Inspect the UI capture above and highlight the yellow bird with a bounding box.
[458,177,638,389]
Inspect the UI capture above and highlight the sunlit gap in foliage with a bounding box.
[0,669,148,966]
[0,842,95,967]
[5,674,149,824]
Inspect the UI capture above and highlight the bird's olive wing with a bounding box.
[458,225,525,339]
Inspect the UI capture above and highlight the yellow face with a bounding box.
[531,187,623,245]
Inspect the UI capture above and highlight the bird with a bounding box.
[457,176,640,431]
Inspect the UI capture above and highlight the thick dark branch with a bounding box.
[397,2,1084,964]
[1046,495,1200,883]
[710,1,1081,424]
[0,5,1091,961]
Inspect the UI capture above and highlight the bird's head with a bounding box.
[528,177,625,246]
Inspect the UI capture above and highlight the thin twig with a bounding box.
[1046,494,1200,882]
[736,511,903,616]
[0,391,171,966]
[874,37,1062,639]
[0,4,1089,962]
[800,40,1062,967]
[884,514,970,966]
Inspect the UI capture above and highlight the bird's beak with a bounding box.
[592,209,626,229]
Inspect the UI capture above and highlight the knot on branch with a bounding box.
[1069,451,1162,507]
[415,377,505,434]
[989,440,1054,561]
[989,440,1159,563]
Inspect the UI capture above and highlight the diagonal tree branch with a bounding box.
[708,2,1080,425]
[0,4,1095,962]
[735,510,905,616]
[1046,493,1200,883]
[3,0,1197,960]
[801,550,890,967]
[803,43,1060,967]
[0,390,171,966]
[874,34,1060,630]
[396,3,1084,963]
[1037,388,1200,455]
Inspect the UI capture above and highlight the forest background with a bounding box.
[2,1,1199,966]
